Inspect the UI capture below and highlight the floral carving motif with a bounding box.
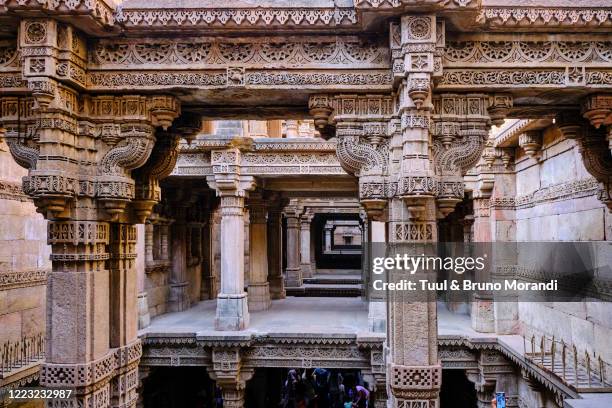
[445,41,612,64]
[25,22,46,44]
[91,38,388,67]
[407,17,432,41]
[0,45,17,66]
[439,70,566,86]
[480,7,612,27]
[115,7,358,27]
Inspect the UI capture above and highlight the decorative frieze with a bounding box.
[0,180,29,201]
[42,341,141,388]
[439,69,612,88]
[489,178,602,210]
[0,269,47,290]
[444,40,612,65]
[88,71,393,90]
[115,7,358,28]
[90,37,389,68]
[479,7,612,28]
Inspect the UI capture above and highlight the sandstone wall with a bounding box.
[508,128,612,363]
[0,140,50,345]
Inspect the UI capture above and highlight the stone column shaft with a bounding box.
[284,209,302,287]
[247,197,271,311]
[169,210,189,312]
[368,220,387,333]
[160,224,169,260]
[299,214,313,279]
[137,224,150,329]
[200,213,217,300]
[215,195,249,330]
[108,223,140,408]
[324,226,332,252]
[267,208,286,299]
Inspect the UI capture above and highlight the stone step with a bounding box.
[315,268,362,276]
[303,274,362,285]
[286,283,363,297]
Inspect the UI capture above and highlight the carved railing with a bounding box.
[523,334,612,392]
[0,333,45,377]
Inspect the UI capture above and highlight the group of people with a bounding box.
[280,368,370,408]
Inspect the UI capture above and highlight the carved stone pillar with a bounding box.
[368,220,387,333]
[267,204,286,299]
[210,349,253,408]
[467,351,519,408]
[108,223,140,408]
[285,120,299,138]
[1,59,185,405]
[160,223,170,260]
[138,223,151,329]
[324,224,333,252]
[207,147,255,330]
[200,203,217,300]
[299,211,314,279]
[169,206,190,312]
[283,206,302,288]
[247,191,271,311]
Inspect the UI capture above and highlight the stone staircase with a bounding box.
[285,273,363,297]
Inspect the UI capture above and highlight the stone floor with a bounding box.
[142,297,496,337]
[141,296,370,336]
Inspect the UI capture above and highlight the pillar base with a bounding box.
[284,267,303,287]
[301,263,314,279]
[269,276,286,299]
[215,293,250,331]
[494,299,519,334]
[137,292,151,329]
[248,282,271,311]
[169,281,190,312]
[471,294,494,333]
[368,301,386,333]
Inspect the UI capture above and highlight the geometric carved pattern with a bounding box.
[41,341,141,388]
[394,223,434,241]
[391,365,441,390]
